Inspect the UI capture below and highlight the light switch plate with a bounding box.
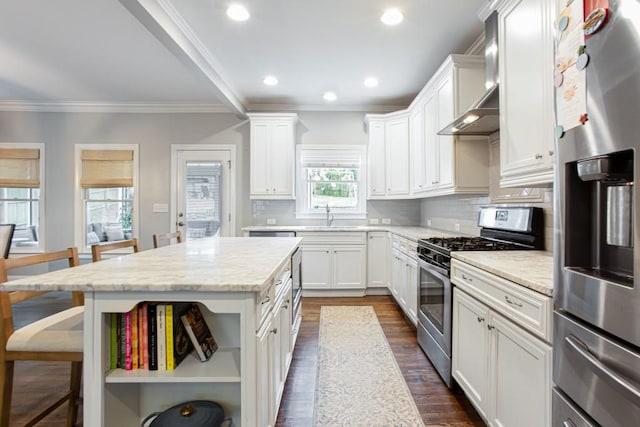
[152,203,169,213]
[454,223,461,232]
[266,218,277,225]
[427,219,432,226]
[382,218,391,225]
[369,218,379,225]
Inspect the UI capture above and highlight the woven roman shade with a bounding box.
[80,149,134,188]
[0,148,40,188]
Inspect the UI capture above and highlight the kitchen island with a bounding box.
[4,237,302,427]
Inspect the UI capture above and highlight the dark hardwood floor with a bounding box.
[7,294,483,426]
[275,296,484,427]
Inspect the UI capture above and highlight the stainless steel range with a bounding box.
[416,206,544,387]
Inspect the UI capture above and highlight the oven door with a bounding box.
[417,257,452,356]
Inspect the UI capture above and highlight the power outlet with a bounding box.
[369,218,380,225]
[382,218,391,225]
[266,218,277,225]
[427,219,432,226]
[454,223,461,232]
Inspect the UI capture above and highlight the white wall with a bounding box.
[0,110,247,251]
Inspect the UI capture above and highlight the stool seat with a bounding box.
[7,306,83,353]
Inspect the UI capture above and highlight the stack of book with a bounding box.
[110,302,218,371]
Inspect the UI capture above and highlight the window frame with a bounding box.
[295,145,367,220]
[0,142,45,253]
[74,144,139,254]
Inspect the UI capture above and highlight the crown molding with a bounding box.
[465,32,486,56]
[0,100,232,113]
[118,0,246,117]
[247,103,406,113]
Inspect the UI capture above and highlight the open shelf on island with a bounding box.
[105,347,240,383]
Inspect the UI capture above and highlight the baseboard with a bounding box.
[303,289,366,297]
[365,287,391,296]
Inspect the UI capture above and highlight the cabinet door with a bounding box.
[390,249,402,300]
[270,121,294,196]
[368,120,387,197]
[250,121,271,196]
[435,75,454,188]
[410,105,426,193]
[256,319,274,427]
[367,232,388,288]
[423,93,439,190]
[498,0,555,186]
[489,311,552,427]
[452,288,491,420]
[406,257,418,325]
[385,116,410,196]
[271,306,282,418]
[279,291,293,377]
[333,246,366,289]
[301,246,332,289]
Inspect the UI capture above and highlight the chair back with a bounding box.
[0,224,15,259]
[0,247,81,344]
[91,238,139,262]
[153,231,182,248]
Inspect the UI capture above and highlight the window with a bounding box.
[296,145,367,219]
[0,143,44,251]
[75,145,138,251]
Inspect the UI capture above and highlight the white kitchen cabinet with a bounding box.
[451,259,552,427]
[367,119,387,197]
[367,232,388,289]
[248,113,298,199]
[421,55,490,196]
[385,115,410,196]
[410,103,427,193]
[406,257,418,323]
[389,235,418,325]
[497,0,556,187]
[299,232,366,294]
[365,112,410,199]
[256,315,274,427]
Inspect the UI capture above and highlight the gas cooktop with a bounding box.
[419,236,531,253]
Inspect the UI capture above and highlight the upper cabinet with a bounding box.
[365,111,410,199]
[248,113,298,199]
[367,55,490,200]
[497,0,556,187]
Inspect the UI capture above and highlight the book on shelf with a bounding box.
[139,303,148,370]
[166,303,193,370]
[124,310,132,371]
[157,304,166,371]
[181,303,218,362]
[110,314,117,369]
[119,313,126,369]
[148,303,158,370]
[131,306,139,370]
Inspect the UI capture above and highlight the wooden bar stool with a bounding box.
[152,231,182,248]
[0,225,15,259]
[0,247,83,427]
[91,238,139,262]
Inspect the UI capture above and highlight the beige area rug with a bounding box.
[314,306,425,427]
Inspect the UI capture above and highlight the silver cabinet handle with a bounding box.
[275,279,283,285]
[261,295,271,305]
[477,316,484,323]
[487,324,495,331]
[282,305,288,310]
[549,150,555,156]
[461,274,472,283]
[565,335,640,406]
[504,295,523,307]
[273,188,276,192]
[535,153,543,159]
[177,221,184,227]
[270,328,278,335]
[562,420,577,427]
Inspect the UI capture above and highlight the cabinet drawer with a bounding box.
[297,232,366,245]
[256,282,275,331]
[451,260,551,342]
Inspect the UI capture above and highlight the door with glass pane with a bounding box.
[175,150,232,238]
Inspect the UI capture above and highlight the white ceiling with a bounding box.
[0,0,486,115]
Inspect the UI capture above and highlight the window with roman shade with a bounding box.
[75,145,138,251]
[0,143,44,252]
[296,145,367,219]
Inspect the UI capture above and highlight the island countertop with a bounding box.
[3,237,301,293]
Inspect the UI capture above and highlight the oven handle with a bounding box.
[565,335,640,407]
[417,257,449,279]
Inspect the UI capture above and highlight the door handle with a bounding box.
[177,221,184,227]
[565,335,640,407]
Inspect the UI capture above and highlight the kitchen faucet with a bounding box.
[326,204,334,226]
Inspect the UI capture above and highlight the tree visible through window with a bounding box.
[308,167,359,208]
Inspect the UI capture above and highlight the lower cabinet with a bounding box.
[452,287,552,427]
[367,232,389,289]
[390,235,418,325]
[299,232,366,291]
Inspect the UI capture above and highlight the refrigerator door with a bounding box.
[553,312,640,427]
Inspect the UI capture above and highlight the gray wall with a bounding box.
[0,110,247,251]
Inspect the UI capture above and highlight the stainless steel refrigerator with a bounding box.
[554,1,640,426]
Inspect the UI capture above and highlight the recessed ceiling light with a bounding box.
[323,92,337,102]
[381,8,404,26]
[227,4,250,22]
[364,77,379,88]
[263,75,278,86]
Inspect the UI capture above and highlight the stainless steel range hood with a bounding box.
[438,11,499,136]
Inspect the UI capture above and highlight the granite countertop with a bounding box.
[3,237,301,293]
[242,225,461,241]
[451,250,553,296]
